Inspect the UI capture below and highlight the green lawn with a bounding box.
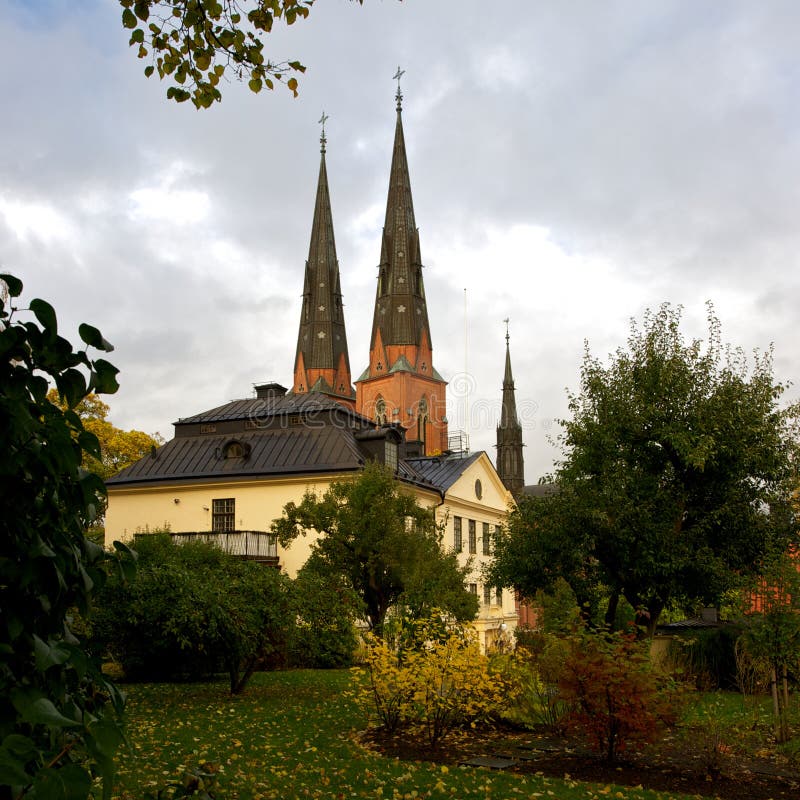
[113,669,699,800]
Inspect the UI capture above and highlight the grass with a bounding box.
[113,669,702,800]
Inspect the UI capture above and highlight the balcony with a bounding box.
[169,530,279,566]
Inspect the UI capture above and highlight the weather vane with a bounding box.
[318,111,329,153]
[393,66,405,108]
[503,317,510,344]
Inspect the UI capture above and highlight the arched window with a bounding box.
[375,396,388,425]
[417,396,428,451]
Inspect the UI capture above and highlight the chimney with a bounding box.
[254,383,287,400]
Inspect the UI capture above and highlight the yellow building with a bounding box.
[106,85,519,650]
[105,385,517,650]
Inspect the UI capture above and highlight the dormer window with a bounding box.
[221,440,251,460]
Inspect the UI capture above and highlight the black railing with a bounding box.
[169,530,278,563]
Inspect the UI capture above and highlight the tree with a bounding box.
[93,533,291,693]
[47,389,164,482]
[0,273,131,798]
[120,0,369,108]
[739,547,800,742]
[272,463,478,635]
[491,303,799,635]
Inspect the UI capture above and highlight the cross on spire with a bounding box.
[393,66,405,109]
[318,111,329,153]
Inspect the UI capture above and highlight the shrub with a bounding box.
[668,626,742,690]
[360,612,511,747]
[289,567,360,669]
[559,627,681,763]
[93,534,291,693]
[506,634,571,733]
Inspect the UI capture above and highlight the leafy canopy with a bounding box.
[121,0,368,108]
[0,274,131,798]
[491,303,799,635]
[272,462,478,635]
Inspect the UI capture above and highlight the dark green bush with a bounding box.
[668,626,743,690]
[289,566,359,669]
[93,534,291,693]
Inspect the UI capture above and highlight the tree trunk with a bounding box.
[604,591,619,628]
[770,665,783,742]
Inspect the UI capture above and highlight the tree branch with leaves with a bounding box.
[120,0,370,108]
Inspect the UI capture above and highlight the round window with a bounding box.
[475,479,483,500]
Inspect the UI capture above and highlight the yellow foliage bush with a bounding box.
[359,612,511,747]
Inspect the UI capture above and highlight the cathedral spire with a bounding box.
[355,75,447,455]
[293,116,355,405]
[368,73,432,353]
[496,320,525,495]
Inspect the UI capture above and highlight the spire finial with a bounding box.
[318,111,329,154]
[393,66,405,110]
[503,317,510,345]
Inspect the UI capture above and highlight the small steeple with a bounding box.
[496,320,525,495]
[293,115,355,404]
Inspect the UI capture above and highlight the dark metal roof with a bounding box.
[405,451,483,492]
[522,483,559,498]
[108,394,443,496]
[176,392,364,426]
[107,424,366,485]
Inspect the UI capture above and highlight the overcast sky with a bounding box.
[2,1,799,483]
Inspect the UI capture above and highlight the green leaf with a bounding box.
[0,748,31,787]
[55,368,88,410]
[88,719,124,759]
[144,65,155,77]
[248,77,262,93]
[11,691,81,728]
[0,273,23,297]
[130,28,145,44]
[30,298,57,336]
[134,1,150,22]
[78,323,114,352]
[90,359,120,395]
[122,8,137,29]
[33,635,71,672]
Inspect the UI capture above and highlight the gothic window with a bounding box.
[375,396,387,425]
[212,498,235,532]
[417,396,428,451]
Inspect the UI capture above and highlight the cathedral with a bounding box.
[105,81,525,649]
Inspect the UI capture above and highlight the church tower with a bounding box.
[355,75,448,454]
[292,116,355,406]
[496,326,525,494]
